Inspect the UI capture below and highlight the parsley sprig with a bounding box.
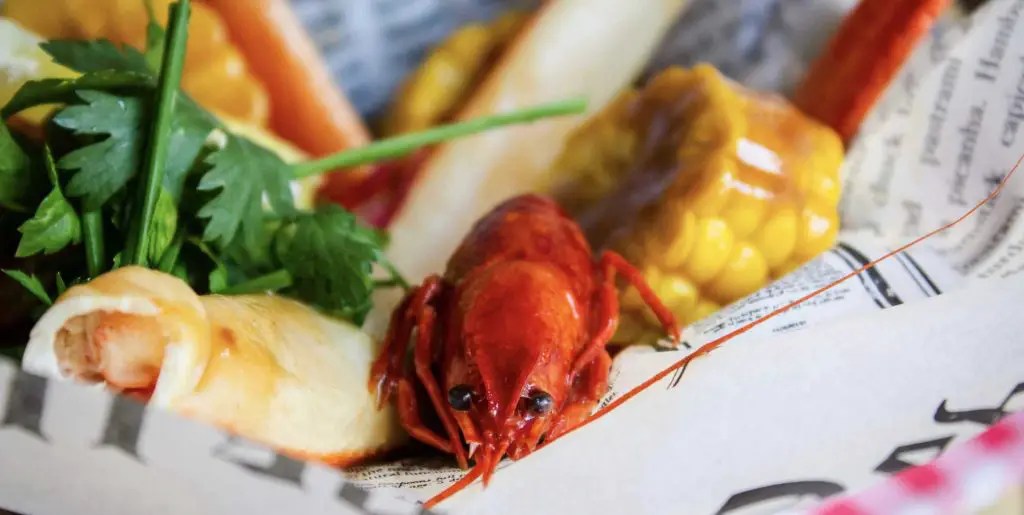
[0,0,587,327]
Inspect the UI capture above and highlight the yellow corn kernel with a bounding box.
[752,207,798,270]
[706,242,768,304]
[807,170,842,208]
[721,188,769,239]
[641,272,698,326]
[386,25,492,136]
[383,12,528,136]
[683,217,735,285]
[490,10,529,41]
[803,123,846,180]
[794,200,840,260]
[548,64,845,339]
[685,156,736,217]
[545,89,638,211]
[649,206,696,270]
[2,0,271,128]
[611,312,647,345]
[690,300,721,324]
[621,266,661,311]
[611,312,668,347]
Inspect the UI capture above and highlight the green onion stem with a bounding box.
[373,278,404,289]
[126,0,190,267]
[215,269,293,295]
[381,258,410,290]
[291,98,588,179]
[82,211,105,277]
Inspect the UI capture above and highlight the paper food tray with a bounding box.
[3,0,1024,513]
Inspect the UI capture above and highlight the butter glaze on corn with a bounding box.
[547,65,844,339]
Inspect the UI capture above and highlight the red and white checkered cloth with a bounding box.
[805,410,1024,515]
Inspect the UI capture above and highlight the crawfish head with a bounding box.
[444,260,586,482]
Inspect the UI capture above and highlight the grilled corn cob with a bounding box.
[381,11,529,136]
[3,0,270,127]
[547,64,844,338]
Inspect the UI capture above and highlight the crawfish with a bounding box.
[369,194,679,483]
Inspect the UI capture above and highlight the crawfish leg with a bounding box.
[548,350,612,441]
[601,250,681,345]
[411,276,471,469]
[570,251,621,376]
[368,290,416,406]
[370,281,455,454]
[394,377,454,453]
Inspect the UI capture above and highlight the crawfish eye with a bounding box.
[447,384,474,411]
[526,391,553,415]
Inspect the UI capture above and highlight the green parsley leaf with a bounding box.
[1,270,52,306]
[159,98,211,201]
[157,228,185,273]
[40,40,150,74]
[278,205,383,323]
[15,147,82,257]
[52,90,146,210]
[170,238,228,293]
[196,135,295,250]
[16,188,81,256]
[1,71,153,119]
[147,187,178,265]
[374,228,392,249]
[197,242,230,293]
[220,217,282,275]
[55,272,68,296]
[0,123,39,213]
[50,89,211,211]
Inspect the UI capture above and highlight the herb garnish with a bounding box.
[0,123,40,213]
[124,0,190,267]
[0,0,587,328]
[15,146,81,258]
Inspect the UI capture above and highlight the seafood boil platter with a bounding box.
[0,0,1023,513]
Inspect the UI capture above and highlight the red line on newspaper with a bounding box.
[423,149,1024,509]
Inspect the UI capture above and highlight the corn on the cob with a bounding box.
[2,0,270,127]
[381,11,529,137]
[547,64,844,338]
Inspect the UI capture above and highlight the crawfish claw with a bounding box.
[372,376,395,410]
[368,358,401,410]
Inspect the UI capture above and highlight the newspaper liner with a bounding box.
[346,0,1024,504]
[1,0,1023,513]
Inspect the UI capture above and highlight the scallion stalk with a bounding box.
[125,0,191,267]
[291,98,588,179]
